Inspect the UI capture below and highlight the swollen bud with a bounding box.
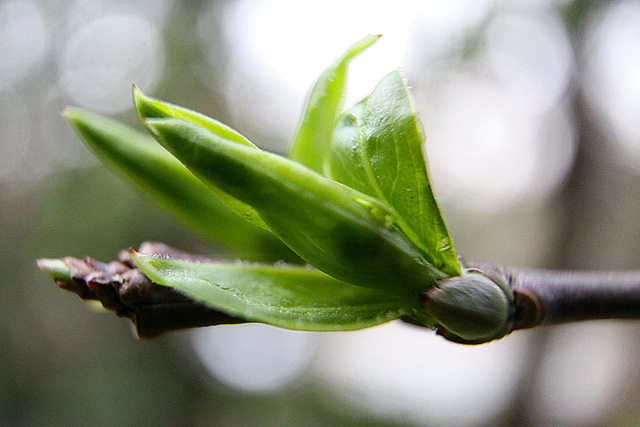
[422,271,513,344]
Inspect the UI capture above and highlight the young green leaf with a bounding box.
[132,85,255,147]
[132,87,273,233]
[288,35,380,175]
[64,108,294,260]
[133,252,420,331]
[143,117,445,295]
[329,71,460,276]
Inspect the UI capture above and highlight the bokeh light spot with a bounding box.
[0,0,48,90]
[215,0,488,150]
[313,323,527,426]
[533,323,634,425]
[59,13,164,114]
[483,10,573,114]
[423,74,575,212]
[192,324,316,393]
[583,1,640,171]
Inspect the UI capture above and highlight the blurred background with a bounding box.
[3,0,640,425]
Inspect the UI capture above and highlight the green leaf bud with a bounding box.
[422,271,512,343]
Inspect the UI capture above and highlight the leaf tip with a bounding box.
[346,34,382,59]
[61,106,84,126]
[129,248,147,267]
[132,85,166,125]
[129,248,154,269]
[141,118,162,137]
[61,105,73,119]
[131,84,145,112]
[132,84,151,119]
[61,107,104,139]
[37,258,74,281]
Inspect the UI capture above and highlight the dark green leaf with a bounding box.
[132,87,273,233]
[329,71,460,276]
[143,117,444,295]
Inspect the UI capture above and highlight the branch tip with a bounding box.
[38,243,247,338]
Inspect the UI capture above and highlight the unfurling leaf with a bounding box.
[329,71,460,276]
[133,87,274,233]
[64,108,294,260]
[42,36,473,340]
[143,117,445,295]
[289,34,380,174]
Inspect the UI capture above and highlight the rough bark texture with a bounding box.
[39,242,640,342]
[38,242,245,338]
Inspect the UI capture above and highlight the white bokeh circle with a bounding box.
[192,324,316,393]
[313,323,527,426]
[59,13,164,114]
[0,0,48,90]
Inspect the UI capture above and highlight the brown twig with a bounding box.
[468,260,640,331]
[37,242,245,338]
[38,243,640,342]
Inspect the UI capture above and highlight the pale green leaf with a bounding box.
[133,253,417,331]
[288,35,380,175]
[329,71,461,276]
[64,108,295,260]
[133,85,255,147]
[133,87,273,232]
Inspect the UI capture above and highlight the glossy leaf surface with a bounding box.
[133,87,272,232]
[144,117,445,295]
[133,252,417,331]
[288,35,380,175]
[133,85,255,147]
[64,108,294,260]
[329,71,460,276]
